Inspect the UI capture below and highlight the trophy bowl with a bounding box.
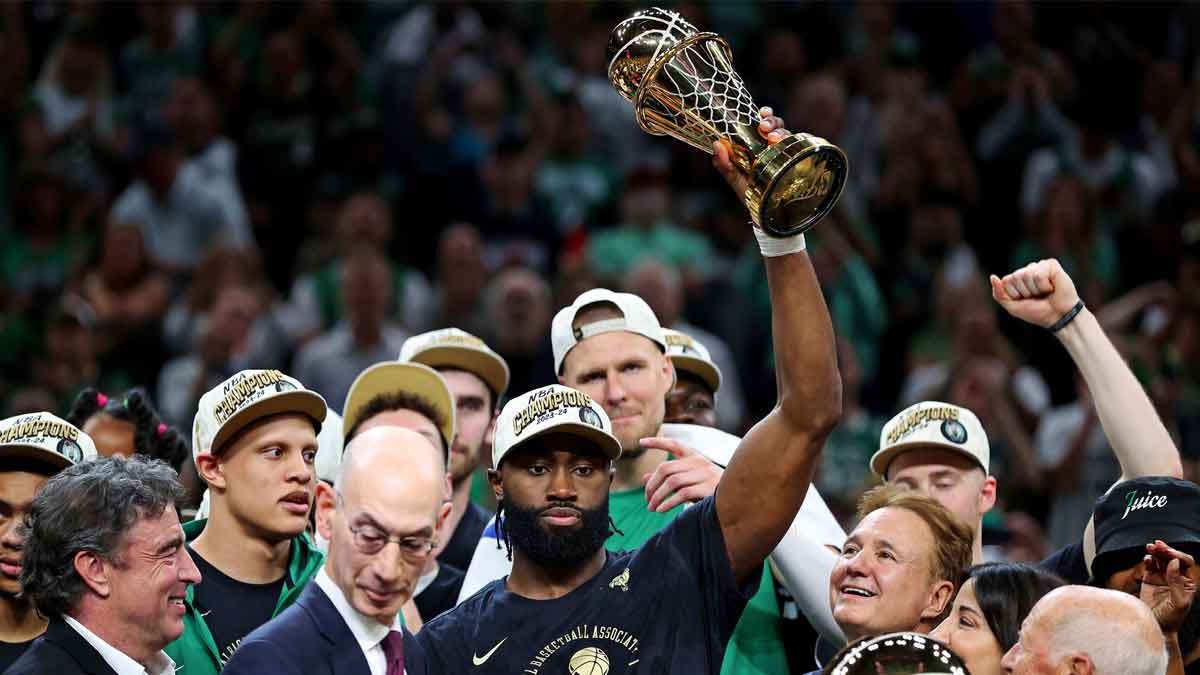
[824,632,971,675]
[607,7,848,237]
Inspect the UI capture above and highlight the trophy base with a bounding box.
[745,133,848,238]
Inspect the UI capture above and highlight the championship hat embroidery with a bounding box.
[871,401,989,478]
[0,412,98,471]
[193,369,327,459]
[492,384,621,468]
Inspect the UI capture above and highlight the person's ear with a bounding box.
[436,501,453,533]
[74,550,113,599]
[488,468,503,501]
[1065,654,1095,675]
[978,474,998,515]
[195,452,225,491]
[315,482,337,542]
[921,580,956,621]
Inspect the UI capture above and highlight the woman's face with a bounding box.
[930,579,1005,675]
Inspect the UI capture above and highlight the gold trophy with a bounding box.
[607,7,848,237]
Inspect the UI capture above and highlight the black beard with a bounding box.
[502,499,611,568]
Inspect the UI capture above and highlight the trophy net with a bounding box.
[634,34,761,165]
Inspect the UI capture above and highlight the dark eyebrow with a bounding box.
[156,536,184,557]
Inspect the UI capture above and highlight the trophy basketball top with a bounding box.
[606,7,702,102]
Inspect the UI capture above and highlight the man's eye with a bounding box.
[303,449,317,463]
[529,466,548,476]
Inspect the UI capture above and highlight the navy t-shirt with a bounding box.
[1038,541,1088,583]
[417,496,757,674]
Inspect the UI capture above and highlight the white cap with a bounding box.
[193,370,327,459]
[871,401,989,478]
[315,409,344,484]
[342,361,455,449]
[492,385,621,468]
[399,328,510,400]
[0,412,97,471]
[663,328,721,394]
[551,288,666,375]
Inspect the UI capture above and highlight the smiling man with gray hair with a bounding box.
[6,455,201,675]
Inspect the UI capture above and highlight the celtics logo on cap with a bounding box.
[941,419,968,445]
[57,438,83,463]
[579,406,602,429]
[275,380,298,393]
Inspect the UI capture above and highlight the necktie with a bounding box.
[382,630,405,675]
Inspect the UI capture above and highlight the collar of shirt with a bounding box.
[62,615,176,675]
[315,567,403,653]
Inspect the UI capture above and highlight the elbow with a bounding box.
[779,371,843,440]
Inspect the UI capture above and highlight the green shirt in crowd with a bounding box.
[608,486,790,675]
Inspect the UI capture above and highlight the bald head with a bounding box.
[1003,585,1167,675]
[319,426,450,626]
[338,426,445,499]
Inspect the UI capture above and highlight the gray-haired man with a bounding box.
[5,456,201,675]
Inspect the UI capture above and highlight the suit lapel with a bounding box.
[44,618,120,675]
[297,583,373,675]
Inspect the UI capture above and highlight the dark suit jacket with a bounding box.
[3,617,119,675]
[223,582,427,675]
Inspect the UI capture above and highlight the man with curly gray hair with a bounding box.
[5,456,201,675]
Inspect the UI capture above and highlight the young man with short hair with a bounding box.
[0,412,98,670]
[165,369,327,674]
[399,328,509,572]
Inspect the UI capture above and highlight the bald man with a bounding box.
[1001,586,1168,675]
[224,427,450,675]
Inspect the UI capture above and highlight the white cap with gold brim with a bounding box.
[399,328,510,401]
[342,361,456,451]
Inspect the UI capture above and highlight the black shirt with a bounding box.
[0,637,35,671]
[415,563,466,624]
[190,546,286,666]
[441,501,491,573]
[417,496,757,674]
[1038,541,1089,583]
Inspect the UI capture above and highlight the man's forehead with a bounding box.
[886,447,982,480]
[564,330,663,371]
[503,442,608,465]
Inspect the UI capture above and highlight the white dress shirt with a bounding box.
[62,615,176,675]
[314,568,405,675]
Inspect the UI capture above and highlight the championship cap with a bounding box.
[0,412,97,472]
[1085,476,1200,583]
[195,409,346,521]
[399,328,510,401]
[193,369,327,459]
[871,401,989,478]
[551,288,667,375]
[663,328,722,394]
[342,361,455,450]
[492,385,621,468]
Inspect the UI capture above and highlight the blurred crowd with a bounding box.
[2,0,1200,555]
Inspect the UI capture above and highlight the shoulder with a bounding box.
[1039,541,1088,584]
[6,625,92,675]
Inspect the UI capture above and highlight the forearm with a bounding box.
[1055,308,1182,479]
[769,485,848,645]
[1166,633,1184,675]
[764,251,841,430]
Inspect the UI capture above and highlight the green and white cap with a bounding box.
[492,384,621,468]
[0,412,97,471]
[193,369,327,459]
[871,401,989,478]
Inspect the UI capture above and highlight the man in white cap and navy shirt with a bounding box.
[0,412,98,670]
[419,107,843,673]
[164,369,328,675]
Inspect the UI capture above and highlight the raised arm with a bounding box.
[708,111,843,583]
[990,259,1183,482]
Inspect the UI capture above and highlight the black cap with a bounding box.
[1090,476,1200,584]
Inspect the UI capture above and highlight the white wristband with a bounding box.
[754,225,807,258]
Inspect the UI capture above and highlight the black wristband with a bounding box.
[1049,300,1085,333]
